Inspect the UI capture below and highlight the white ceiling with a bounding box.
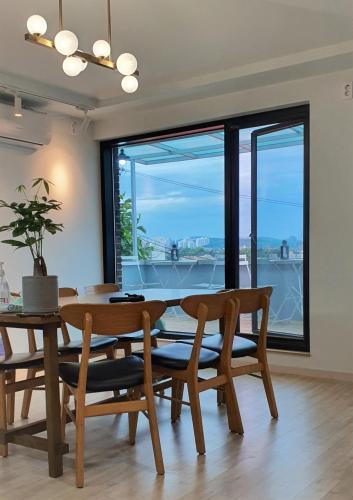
[1,0,353,114]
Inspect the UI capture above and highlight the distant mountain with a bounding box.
[257,236,302,249]
[205,237,225,249]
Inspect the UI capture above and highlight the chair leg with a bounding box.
[124,344,132,357]
[144,384,164,475]
[61,384,70,440]
[171,379,179,423]
[151,336,158,348]
[0,371,8,457]
[223,375,244,434]
[176,381,184,419]
[187,380,205,455]
[217,368,225,406]
[105,349,120,398]
[75,407,85,488]
[6,370,15,425]
[128,387,141,445]
[261,360,278,418]
[21,368,38,419]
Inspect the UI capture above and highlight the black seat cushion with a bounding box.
[115,328,159,343]
[135,343,219,370]
[0,351,44,370]
[58,336,118,355]
[59,355,144,393]
[178,334,258,358]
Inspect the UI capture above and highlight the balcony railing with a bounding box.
[122,258,303,336]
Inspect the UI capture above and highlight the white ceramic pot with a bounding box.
[22,275,58,313]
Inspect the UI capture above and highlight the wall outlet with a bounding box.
[343,82,353,99]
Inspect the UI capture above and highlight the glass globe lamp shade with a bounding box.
[93,40,111,58]
[54,30,79,56]
[27,15,47,36]
[121,75,139,93]
[116,53,137,76]
[63,56,83,77]
[80,59,88,72]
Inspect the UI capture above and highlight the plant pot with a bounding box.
[22,275,59,314]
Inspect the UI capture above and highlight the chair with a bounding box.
[178,287,278,418]
[135,291,243,455]
[0,326,45,456]
[83,283,161,354]
[60,301,166,487]
[20,287,118,420]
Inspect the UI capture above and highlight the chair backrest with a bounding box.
[84,283,119,295]
[180,291,240,369]
[60,301,167,336]
[219,287,272,314]
[59,287,78,298]
[218,287,272,352]
[181,290,239,321]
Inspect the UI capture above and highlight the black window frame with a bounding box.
[100,104,310,352]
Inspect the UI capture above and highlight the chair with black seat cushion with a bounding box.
[0,326,46,457]
[84,283,161,354]
[59,300,166,488]
[20,287,118,420]
[178,287,278,419]
[135,291,243,455]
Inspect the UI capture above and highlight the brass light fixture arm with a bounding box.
[59,0,63,31]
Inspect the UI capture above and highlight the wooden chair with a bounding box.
[21,287,118,420]
[179,287,278,418]
[0,326,45,456]
[60,301,166,487]
[135,291,243,455]
[83,283,161,354]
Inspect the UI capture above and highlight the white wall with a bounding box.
[95,69,353,377]
[0,117,102,350]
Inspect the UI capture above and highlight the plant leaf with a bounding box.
[2,239,28,248]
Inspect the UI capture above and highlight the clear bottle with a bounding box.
[0,262,10,311]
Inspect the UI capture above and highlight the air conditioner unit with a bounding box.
[0,103,51,151]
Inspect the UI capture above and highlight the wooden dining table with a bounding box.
[0,288,213,478]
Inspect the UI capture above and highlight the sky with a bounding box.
[119,129,304,245]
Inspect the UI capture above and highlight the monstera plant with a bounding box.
[0,178,63,276]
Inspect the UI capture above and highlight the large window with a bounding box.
[101,105,309,351]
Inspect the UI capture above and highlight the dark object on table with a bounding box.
[109,293,145,303]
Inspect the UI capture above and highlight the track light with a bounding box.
[14,95,23,118]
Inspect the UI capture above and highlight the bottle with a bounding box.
[0,262,10,311]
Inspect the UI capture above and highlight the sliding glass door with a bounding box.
[250,122,305,336]
[101,105,309,351]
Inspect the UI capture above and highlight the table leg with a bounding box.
[43,324,63,478]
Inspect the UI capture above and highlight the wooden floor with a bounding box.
[0,373,352,500]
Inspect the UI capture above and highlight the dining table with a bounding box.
[0,288,214,478]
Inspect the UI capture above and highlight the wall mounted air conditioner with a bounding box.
[0,103,51,151]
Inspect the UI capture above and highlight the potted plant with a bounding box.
[0,178,63,313]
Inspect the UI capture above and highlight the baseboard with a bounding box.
[268,364,353,382]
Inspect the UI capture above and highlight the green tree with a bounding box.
[119,194,152,260]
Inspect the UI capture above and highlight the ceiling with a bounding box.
[1,0,353,115]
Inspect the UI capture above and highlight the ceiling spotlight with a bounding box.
[27,15,47,36]
[14,95,23,118]
[93,40,111,58]
[54,30,79,56]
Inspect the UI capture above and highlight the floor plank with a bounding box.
[0,373,352,500]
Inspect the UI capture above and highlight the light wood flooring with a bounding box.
[0,372,352,500]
